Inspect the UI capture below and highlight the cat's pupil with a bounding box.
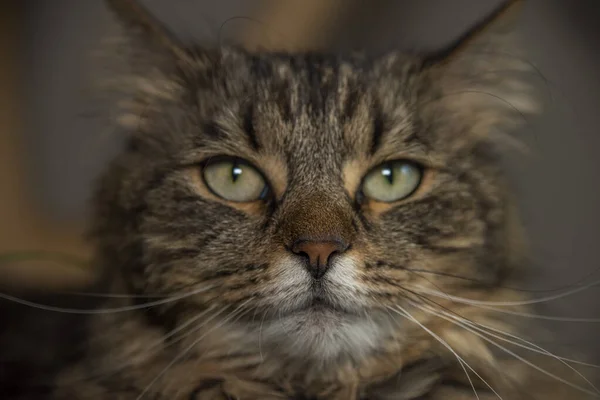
[382,164,394,185]
[231,161,243,183]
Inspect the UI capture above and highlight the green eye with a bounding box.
[202,158,268,202]
[361,161,422,202]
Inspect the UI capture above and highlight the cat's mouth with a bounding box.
[259,295,359,324]
[307,297,333,311]
[295,294,358,317]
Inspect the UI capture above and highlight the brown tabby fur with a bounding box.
[49,0,595,399]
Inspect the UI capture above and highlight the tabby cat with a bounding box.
[42,0,598,398]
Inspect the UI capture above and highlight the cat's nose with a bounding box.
[291,239,349,279]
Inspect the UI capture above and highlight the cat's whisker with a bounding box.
[411,301,600,397]
[386,276,600,323]
[387,304,498,400]
[363,306,378,334]
[412,280,600,308]
[406,297,600,393]
[476,323,600,369]
[0,284,216,314]
[62,305,228,386]
[139,305,225,359]
[136,298,253,400]
[411,289,600,323]
[276,305,293,342]
[408,298,600,369]
[397,288,600,393]
[395,264,600,293]
[59,291,171,299]
[421,303,600,393]
[258,310,268,363]
[474,305,600,323]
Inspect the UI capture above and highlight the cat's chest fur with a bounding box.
[49,301,591,399]
[52,310,439,400]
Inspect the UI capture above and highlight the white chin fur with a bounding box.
[261,309,385,363]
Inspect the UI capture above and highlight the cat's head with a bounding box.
[96,0,538,364]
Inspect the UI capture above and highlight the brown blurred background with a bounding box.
[0,0,599,365]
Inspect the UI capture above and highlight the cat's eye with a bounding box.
[361,160,422,203]
[202,157,268,202]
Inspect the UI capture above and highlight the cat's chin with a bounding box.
[259,305,386,363]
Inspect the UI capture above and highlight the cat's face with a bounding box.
[97,1,537,364]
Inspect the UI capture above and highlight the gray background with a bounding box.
[21,0,600,367]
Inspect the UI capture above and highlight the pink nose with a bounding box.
[291,239,348,279]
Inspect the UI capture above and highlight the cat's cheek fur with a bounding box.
[322,255,370,309]
[260,256,312,311]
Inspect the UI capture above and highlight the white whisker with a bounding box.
[136,299,252,400]
[409,286,600,322]
[258,311,268,363]
[472,305,600,323]
[414,279,600,307]
[441,309,600,368]
[413,301,600,397]
[389,304,502,400]
[412,300,600,394]
[0,284,216,314]
[63,305,226,386]
[59,291,171,299]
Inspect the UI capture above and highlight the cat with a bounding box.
[12,0,595,398]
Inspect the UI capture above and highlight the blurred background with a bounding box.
[0,0,599,380]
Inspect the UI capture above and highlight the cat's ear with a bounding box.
[104,0,194,67]
[424,0,524,68]
[421,0,540,147]
[100,0,216,131]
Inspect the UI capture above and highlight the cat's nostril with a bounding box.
[290,239,348,279]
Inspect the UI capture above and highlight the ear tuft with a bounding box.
[423,0,524,68]
[104,0,192,64]
[97,0,214,132]
[421,0,541,149]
